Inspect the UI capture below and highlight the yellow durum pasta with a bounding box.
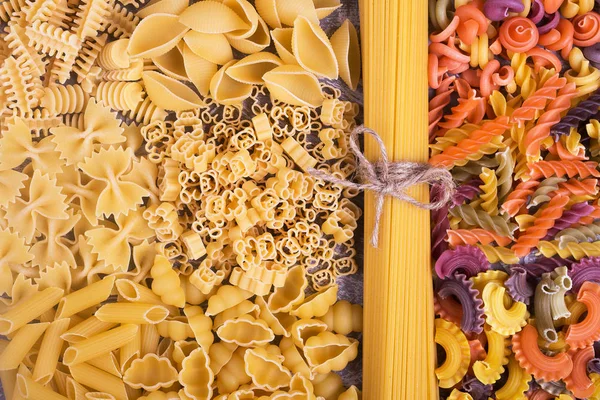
[359,0,437,398]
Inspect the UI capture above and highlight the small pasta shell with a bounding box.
[228,16,271,54]
[292,15,338,79]
[152,44,189,81]
[223,0,259,40]
[127,13,189,59]
[142,71,205,111]
[255,0,281,29]
[314,0,342,19]
[183,31,233,65]
[178,1,249,34]
[123,354,178,391]
[271,28,297,65]
[330,19,361,90]
[182,43,217,97]
[210,61,253,105]
[275,0,319,26]
[226,52,282,84]
[263,65,324,108]
[136,0,189,18]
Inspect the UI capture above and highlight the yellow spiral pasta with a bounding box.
[565,47,600,97]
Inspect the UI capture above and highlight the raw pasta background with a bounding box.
[0,0,365,397]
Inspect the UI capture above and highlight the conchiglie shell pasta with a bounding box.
[314,0,342,19]
[142,71,205,111]
[271,28,297,65]
[292,15,338,79]
[152,44,189,81]
[263,65,324,107]
[127,14,189,59]
[179,347,214,400]
[123,354,178,391]
[290,318,328,349]
[290,285,338,319]
[210,61,253,105]
[267,264,308,313]
[255,0,281,29]
[223,0,259,40]
[303,331,359,375]
[330,19,361,90]
[178,1,249,34]
[275,0,319,26]
[183,31,233,65]
[182,43,216,97]
[244,347,292,391]
[226,52,282,84]
[228,16,271,54]
[216,315,275,346]
[136,0,189,18]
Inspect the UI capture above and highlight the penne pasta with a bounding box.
[119,327,141,373]
[17,373,69,400]
[95,303,169,325]
[66,376,89,400]
[69,363,128,400]
[32,318,71,384]
[0,323,49,371]
[63,324,139,366]
[61,316,117,343]
[0,287,63,335]
[140,324,160,357]
[114,279,177,315]
[87,352,122,377]
[56,277,115,319]
[0,368,17,400]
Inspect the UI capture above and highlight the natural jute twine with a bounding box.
[309,125,455,247]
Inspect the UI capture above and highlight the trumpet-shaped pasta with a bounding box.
[143,71,205,111]
[206,285,253,316]
[244,347,292,391]
[32,318,70,384]
[0,287,63,335]
[178,1,249,33]
[217,315,275,346]
[292,16,338,79]
[127,13,189,59]
[226,52,282,84]
[179,347,214,400]
[303,331,359,375]
[0,322,49,371]
[123,354,178,391]
[151,254,186,308]
[319,300,363,335]
[95,303,169,325]
[63,324,139,366]
[263,65,324,107]
[291,285,337,319]
[268,265,308,313]
[183,31,233,65]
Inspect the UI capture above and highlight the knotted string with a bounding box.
[309,125,456,247]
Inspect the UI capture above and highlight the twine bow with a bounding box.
[309,125,455,247]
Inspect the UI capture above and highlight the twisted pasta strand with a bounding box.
[502,180,539,216]
[529,160,600,180]
[510,73,565,126]
[450,204,518,238]
[447,229,512,247]
[478,167,499,215]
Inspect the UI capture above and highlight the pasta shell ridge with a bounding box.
[178,1,249,34]
[330,19,361,90]
[290,285,338,319]
[142,71,205,111]
[227,16,271,54]
[182,43,217,97]
[267,264,308,313]
[152,44,189,81]
[291,15,338,79]
[263,65,324,108]
[127,13,189,59]
[270,28,297,65]
[136,0,189,19]
[183,31,233,65]
[210,61,254,105]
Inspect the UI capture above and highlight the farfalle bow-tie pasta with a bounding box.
[0,0,364,398]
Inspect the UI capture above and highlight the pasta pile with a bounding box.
[429,0,600,399]
[0,0,364,399]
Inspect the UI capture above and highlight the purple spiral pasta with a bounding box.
[461,375,494,400]
[570,256,600,293]
[505,265,535,305]
[536,12,560,35]
[528,0,544,24]
[434,245,490,279]
[452,179,482,207]
[584,43,600,69]
[483,0,525,21]
[544,202,595,239]
[437,274,485,334]
[431,184,451,259]
[551,88,600,136]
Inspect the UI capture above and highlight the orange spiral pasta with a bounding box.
[438,90,486,130]
[527,47,564,73]
[557,178,600,197]
[524,83,578,161]
[548,139,587,161]
[512,194,570,257]
[499,17,539,53]
[430,16,461,43]
[529,160,600,180]
[455,4,488,46]
[544,0,566,13]
[430,40,471,71]
[538,19,575,60]
[447,229,512,247]
[501,180,540,216]
[429,116,511,168]
[510,74,566,125]
[572,12,600,46]
[479,60,515,97]
[429,76,456,138]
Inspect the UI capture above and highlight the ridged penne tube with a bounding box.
[66,376,89,400]
[156,317,194,341]
[244,347,292,391]
[268,265,308,313]
[136,0,188,18]
[472,326,510,384]
[434,318,471,389]
[329,19,361,90]
[69,363,128,400]
[123,354,178,391]
[32,318,70,384]
[178,1,248,33]
[62,316,117,343]
[17,374,68,400]
[0,367,16,400]
[87,352,121,377]
[303,331,359,375]
[263,65,324,108]
[85,393,118,400]
[63,324,139,366]
[482,282,528,336]
[226,52,282,85]
[183,306,214,351]
[206,285,253,316]
[142,71,205,112]
[95,303,169,325]
[115,279,177,315]
[271,28,297,65]
[127,13,188,59]
[140,324,160,357]
[550,266,572,320]
[0,323,49,371]
[179,347,214,400]
[291,285,337,319]
[217,315,275,346]
[120,326,140,374]
[210,61,253,105]
[291,16,338,79]
[0,287,63,334]
[56,276,115,319]
[183,31,233,65]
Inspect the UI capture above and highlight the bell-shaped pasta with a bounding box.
[271,28,297,65]
[183,31,233,65]
[244,347,292,391]
[156,317,195,341]
[314,0,342,19]
[127,13,189,59]
[151,254,186,308]
[136,0,189,18]
[179,347,214,400]
[184,306,214,351]
[123,354,178,391]
[142,71,205,111]
[274,0,319,26]
[263,65,324,107]
[152,44,188,81]
[210,61,253,105]
[268,265,308,313]
[292,15,338,79]
[291,285,337,319]
[206,285,253,316]
[303,331,359,375]
[226,52,282,84]
[256,296,297,337]
[290,318,328,349]
[330,19,361,90]
[228,16,271,54]
[178,1,249,33]
[182,42,217,97]
[217,315,275,346]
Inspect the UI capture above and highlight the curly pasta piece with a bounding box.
[449,204,517,238]
[0,56,39,113]
[537,240,600,259]
[72,0,111,39]
[96,81,144,112]
[477,245,519,264]
[534,273,560,343]
[25,20,81,59]
[106,2,139,38]
[434,318,471,389]
[501,180,539,216]
[511,52,537,99]
[529,160,600,180]
[473,325,510,384]
[447,229,512,247]
[566,281,600,349]
[565,47,600,96]
[511,73,565,125]
[482,282,528,335]
[495,356,532,400]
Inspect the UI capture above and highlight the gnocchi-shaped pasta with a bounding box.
[263,65,324,108]
[127,13,189,59]
[206,285,253,316]
[292,15,338,79]
[303,331,359,374]
[142,71,205,111]
[319,300,363,335]
[329,19,361,90]
[217,315,275,346]
[156,317,195,341]
[183,31,233,65]
[184,306,214,351]
[244,347,292,391]
[268,265,308,313]
[150,254,186,308]
[123,353,178,391]
[226,52,282,85]
[210,61,253,105]
[178,1,249,33]
[291,285,338,319]
[179,347,214,400]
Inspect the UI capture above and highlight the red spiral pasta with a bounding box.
[502,180,540,217]
[499,17,539,53]
[538,18,575,60]
[455,4,488,46]
[429,76,456,140]
[572,12,600,47]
